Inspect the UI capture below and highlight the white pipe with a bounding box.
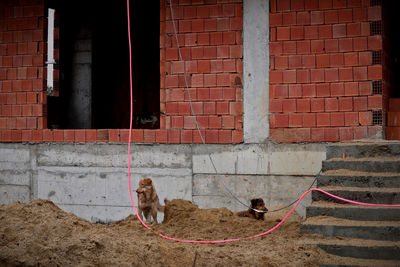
[46,8,55,95]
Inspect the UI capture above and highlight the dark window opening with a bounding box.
[383,0,400,98]
[46,1,160,129]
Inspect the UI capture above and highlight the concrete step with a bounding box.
[313,237,400,261]
[312,186,400,204]
[317,170,400,188]
[325,142,400,159]
[306,201,400,221]
[300,216,400,241]
[322,158,400,173]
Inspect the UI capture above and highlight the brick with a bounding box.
[64,130,75,142]
[359,81,371,95]
[297,40,310,54]
[367,65,382,80]
[319,0,332,9]
[354,126,368,140]
[168,129,180,143]
[270,13,283,27]
[310,69,324,82]
[305,25,319,39]
[316,54,329,68]
[317,113,330,127]
[297,69,310,83]
[325,98,339,111]
[368,6,381,20]
[338,8,353,23]
[274,56,288,69]
[311,98,324,112]
[282,12,296,25]
[339,38,353,52]
[303,113,316,127]
[232,129,243,144]
[289,113,303,127]
[230,45,242,58]
[339,67,353,81]
[325,68,339,82]
[221,115,235,129]
[345,112,359,126]
[311,11,324,25]
[344,52,358,66]
[331,112,345,126]
[316,84,330,97]
[297,99,310,112]
[291,0,305,10]
[339,127,353,141]
[368,126,383,139]
[339,97,353,111]
[291,26,304,40]
[353,7,367,21]
[270,41,283,55]
[353,66,367,81]
[277,27,290,41]
[330,53,344,67]
[75,130,86,142]
[270,70,283,84]
[344,82,358,96]
[271,84,288,98]
[347,22,361,37]
[311,40,325,53]
[311,128,324,142]
[288,55,302,69]
[367,95,382,109]
[283,41,297,54]
[353,37,367,51]
[318,25,332,39]
[325,10,339,24]
[204,46,218,59]
[303,55,316,68]
[359,51,371,66]
[325,39,339,52]
[282,70,296,83]
[353,96,367,111]
[289,84,302,98]
[297,11,310,25]
[282,99,296,112]
[324,128,339,142]
[303,84,316,97]
[271,114,289,128]
[277,0,291,12]
[359,111,372,125]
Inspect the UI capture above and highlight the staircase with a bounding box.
[301,142,400,266]
[387,98,400,140]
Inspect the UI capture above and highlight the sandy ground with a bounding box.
[0,198,368,266]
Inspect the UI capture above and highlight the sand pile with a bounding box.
[0,198,337,266]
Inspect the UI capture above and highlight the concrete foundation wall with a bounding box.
[0,142,326,222]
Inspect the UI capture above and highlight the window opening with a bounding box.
[46,1,160,129]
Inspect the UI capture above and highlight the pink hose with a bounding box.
[126,0,400,244]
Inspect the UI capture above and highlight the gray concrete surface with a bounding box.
[243,0,269,143]
[0,142,325,222]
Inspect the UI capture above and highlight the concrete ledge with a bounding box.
[0,142,325,221]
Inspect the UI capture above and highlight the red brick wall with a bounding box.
[161,0,243,144]
[0,0,46,142]
[269,0,383,142]
[0,0,244,143]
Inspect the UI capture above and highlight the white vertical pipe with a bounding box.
[46,8,55,94]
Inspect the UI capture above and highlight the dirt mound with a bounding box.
[0,198,336,266]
